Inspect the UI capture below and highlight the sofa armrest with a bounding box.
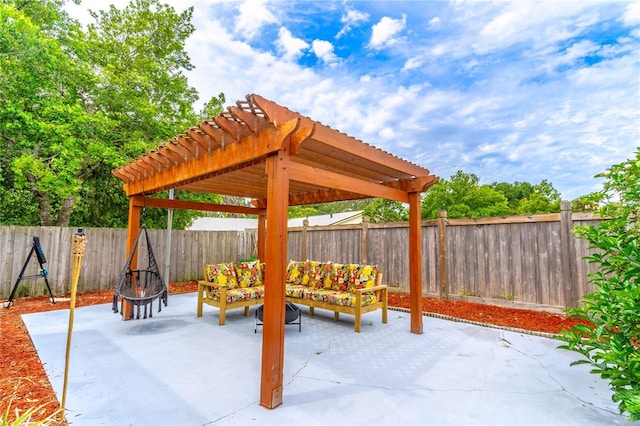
[354,284,387,294]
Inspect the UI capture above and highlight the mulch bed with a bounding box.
[1,283,590,424]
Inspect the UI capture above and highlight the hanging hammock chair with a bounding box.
[113,224,168,319]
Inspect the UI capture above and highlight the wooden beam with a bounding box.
[198,122,229,147]
[176,135,197,157]
[229,105,271,133]
[187,128,215,152]
[215,115,252,141]
[260,151,289,409]
[408,192,423,334]
[251,94,432,178]
[117,118,300,196]
[289,123,315,155]
[131,196,264,216]
[288,162,409,203]
[139,154,165,173]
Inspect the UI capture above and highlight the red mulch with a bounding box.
[1,283,590,423]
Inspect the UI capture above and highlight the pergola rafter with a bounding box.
[112,94,438,410]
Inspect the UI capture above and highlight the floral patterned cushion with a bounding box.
[304,289,377,307]
[286,260,307,284]
[208,285,264,303]
[205,263,238,288]
[305,260,326,288]
[323,263,348,291]
[235,261,262,288]
[346,264,378,292]
[285,284,306,298]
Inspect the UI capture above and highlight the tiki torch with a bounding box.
[61,228,87,422]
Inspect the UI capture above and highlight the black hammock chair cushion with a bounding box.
[113,225,168,319]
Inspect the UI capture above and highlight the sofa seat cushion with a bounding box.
[285,284,306,298]
[303,289,378,307]
[205,263,239,288]
[208,285,265,303]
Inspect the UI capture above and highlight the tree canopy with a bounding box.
[0,0,223,229]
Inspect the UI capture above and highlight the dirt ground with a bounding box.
[0,283,590,424]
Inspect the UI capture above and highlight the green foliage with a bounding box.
[362,198,408,223]
[0,0,218,228]
[556,149,640,421]
[2,388,61,426]
[421,171,511,219]
[422,171,563,219]
[515,180,561,215]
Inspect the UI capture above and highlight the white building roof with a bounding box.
[188,211,362,231]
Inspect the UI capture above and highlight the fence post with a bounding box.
[301,219,309,260]
[361,216,369,264]
[438,210,448,299]
[560,200,575,308]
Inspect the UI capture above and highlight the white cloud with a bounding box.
[369,14,407,49]
[311,40,339,64]
[337,8,369,38]
[623,0,640,25]
[234,0,278,40]
[402,56,422,72]
[428,16,441,28]
[276,27,309,61]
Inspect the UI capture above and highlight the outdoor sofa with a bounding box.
[196,260,388,332]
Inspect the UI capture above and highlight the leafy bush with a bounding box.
[556,149,639,421]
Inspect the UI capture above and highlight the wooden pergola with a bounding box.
[112,94,438,409]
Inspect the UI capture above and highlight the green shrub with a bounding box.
[556,149,639,421]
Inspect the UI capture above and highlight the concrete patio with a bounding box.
[22,292,625,425]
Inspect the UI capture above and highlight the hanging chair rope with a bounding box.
[113,224,168,319]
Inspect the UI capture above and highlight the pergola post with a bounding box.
[408,192,423,334]
[122,197,142,320]
[260,151,289,409]
[257,212,266,262]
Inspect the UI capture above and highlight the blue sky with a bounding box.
[66,0,640,200]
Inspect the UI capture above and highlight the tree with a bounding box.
[491,181,534,211]
[516,179,561,215]
[1,0,218,228]
[557,149,640,421]
[421,170,510,219]
[362,198,408,223]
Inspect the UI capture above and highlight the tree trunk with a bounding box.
[27,172,54,226]
[55,194,76,227]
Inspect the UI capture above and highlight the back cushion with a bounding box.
[305,260,325,288]
[346,264,378,292]
[286,260,307,284]
[205,263,238,288]
[235,261,263,288]
[323,263,348,291]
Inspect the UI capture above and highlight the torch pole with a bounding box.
[61,229,87,423]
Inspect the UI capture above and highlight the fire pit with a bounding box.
[255,302,301,332]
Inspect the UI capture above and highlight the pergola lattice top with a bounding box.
[112,94,437,206]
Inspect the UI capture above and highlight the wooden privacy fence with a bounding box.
[1,202,599,309]
[0,226,257,299]
[288,201,600,310]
